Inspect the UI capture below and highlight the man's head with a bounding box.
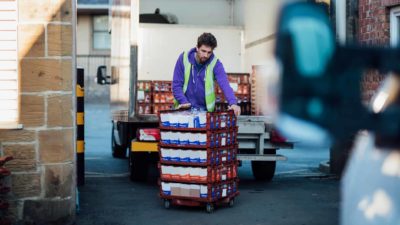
[196,33,217,64]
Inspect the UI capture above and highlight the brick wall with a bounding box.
[359,0,391,46]
[382,0,400,7]
[358,0,400,102]
[0,0,76,224]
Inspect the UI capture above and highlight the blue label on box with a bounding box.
[178,123,189,128]
[193,116,200,128]
[161,122,170,127]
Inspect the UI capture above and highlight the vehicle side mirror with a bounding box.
[96,65,110,85]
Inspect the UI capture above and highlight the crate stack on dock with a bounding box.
[0,156,13,225]
[158,110,239,213]
[136,80,175,115]
[136,80,153,115]
[215,73,251,115]
[152,81,174,114]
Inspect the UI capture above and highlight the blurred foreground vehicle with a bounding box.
[275,2,400,225]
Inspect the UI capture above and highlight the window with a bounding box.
[93,15,111,50]
[0,0,20,128]
[390,6,400,46]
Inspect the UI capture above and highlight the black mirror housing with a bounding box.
[96,65,110,85]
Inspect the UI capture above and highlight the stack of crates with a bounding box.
[158,110,239,213]
[136,80,153,115]
[152,81,174,114]
[136,80,175,115]
[215,73,251,115]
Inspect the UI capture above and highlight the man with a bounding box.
[172,32,241,116]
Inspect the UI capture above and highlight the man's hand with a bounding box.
[178,103,191,109]
[228,104,241,116]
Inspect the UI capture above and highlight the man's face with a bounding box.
[196,45,213,64]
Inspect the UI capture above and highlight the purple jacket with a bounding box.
[172,47,237,110]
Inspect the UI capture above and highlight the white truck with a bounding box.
[101,0,293,181]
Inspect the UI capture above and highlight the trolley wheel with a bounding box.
[164,199,171,209]
[206,203,214,213]
[229,198,235,207]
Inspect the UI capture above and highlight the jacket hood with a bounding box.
[187,47,215,66]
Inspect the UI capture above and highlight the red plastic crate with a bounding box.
[159,145,237,166]
[160,163,237,184]
[137,80,152,92]
[153,81,172,92]
[153,92,174,104]
[159,128,238,149]
[158,110,237,131]
[137,103,152,115]
[153,104,174,114]
[160,179,239,202]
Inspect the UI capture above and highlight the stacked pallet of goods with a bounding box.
[158,110,239,213]
[136,80,153,115]
[136,80,175,115]
[152,81,174,114]
[215,73,251,115]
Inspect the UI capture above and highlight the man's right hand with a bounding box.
[178,103,191,109]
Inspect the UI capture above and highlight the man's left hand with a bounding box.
[228,104,241,116]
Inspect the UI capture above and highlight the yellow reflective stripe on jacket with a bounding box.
[182,51,191,93]
[173,52,191,108]
[205,57,218,112]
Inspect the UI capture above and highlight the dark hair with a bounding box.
[197,33,217,49]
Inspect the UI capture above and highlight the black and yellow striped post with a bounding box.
[77,68,85,186]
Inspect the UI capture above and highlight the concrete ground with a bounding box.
[75,104,340,225]
[76,175,339,225]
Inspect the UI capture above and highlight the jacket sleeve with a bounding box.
[172,53,189,104]
[214,60,237,105]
